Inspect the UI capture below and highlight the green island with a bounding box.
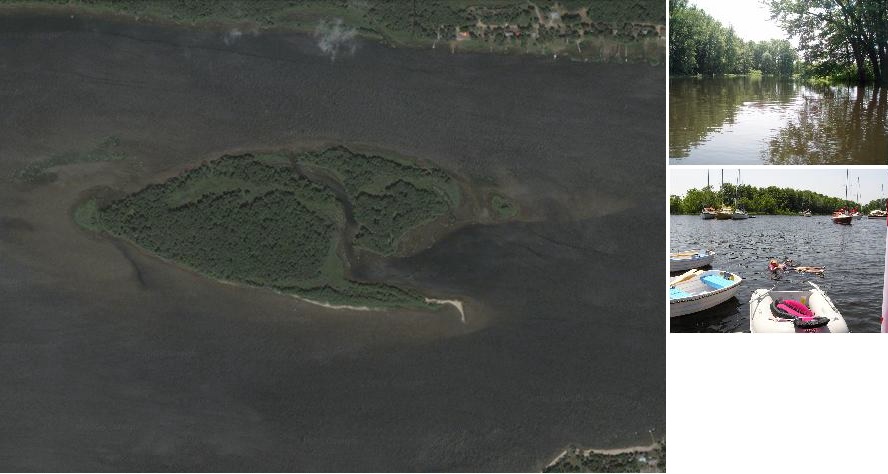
[491,193,519,219]
[15,136,127,184]
[544,442,665,473]
[74,147,485,310]
[1,0,665,63]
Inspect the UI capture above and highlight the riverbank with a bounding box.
[0,0,665,63]
[544,441,665,472]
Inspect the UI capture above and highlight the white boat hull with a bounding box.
[670,250,715,272]
[832,214,852,225]
[670,270,742,317]
[749,283,849,333]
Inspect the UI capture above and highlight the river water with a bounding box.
[0,12,665,471]
[670,215,885,333]
[670,76,888,165]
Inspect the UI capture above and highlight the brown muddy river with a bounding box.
[0,13,665,471]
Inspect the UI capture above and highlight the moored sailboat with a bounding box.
[715,205,734,220]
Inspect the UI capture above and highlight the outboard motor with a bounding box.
[794,316,831,333]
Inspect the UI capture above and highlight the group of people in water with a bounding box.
[768,258,826,278]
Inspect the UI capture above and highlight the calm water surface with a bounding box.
[670,215,885,332]
[670,76,888,164]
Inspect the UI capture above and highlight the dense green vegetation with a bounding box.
[75,148,476,309]
[862,197,887,213]
[670,0,888,82]
[0,0,665,63]
[767,0,888,84]
[670,0,797,76]
[352,181,450,255]
[15,136,126,183]
[670,183,874,215]
[545,443,665,473]
[490,194,518,219]
[296,147,459,255]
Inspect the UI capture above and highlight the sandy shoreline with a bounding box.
[545,442,662,470]
[424,297,466,323]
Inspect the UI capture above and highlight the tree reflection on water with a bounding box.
[670,76,888,164]
[766,85,888,164]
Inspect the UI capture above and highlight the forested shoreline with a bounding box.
[670,183,886,215]
[670,0,797,76]
[768,0,888,84]
[671,0,888,84]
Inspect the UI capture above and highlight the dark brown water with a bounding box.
[670,76,888,165]
[0,13,665,471]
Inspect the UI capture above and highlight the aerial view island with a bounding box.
[0,1,664,471]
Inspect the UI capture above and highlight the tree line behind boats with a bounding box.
[669,183,886,215]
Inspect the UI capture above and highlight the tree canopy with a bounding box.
[670,0,797,76]
[74,149,469,310]
[767,0,888,84]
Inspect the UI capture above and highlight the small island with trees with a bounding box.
[74,147,517,311]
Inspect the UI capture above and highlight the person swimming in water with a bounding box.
[768,258,825,277]
[768,258,787,279]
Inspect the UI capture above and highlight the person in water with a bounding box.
[768,259,787,279]
[768,258,825,277]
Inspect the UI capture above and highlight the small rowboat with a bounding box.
[748,282,849,333]
[670,270,742,317]
[670,249,715,272]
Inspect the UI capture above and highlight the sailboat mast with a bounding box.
[736,169,741,209]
